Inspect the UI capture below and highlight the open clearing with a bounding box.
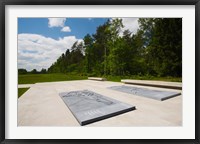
[18,73,87,84]
[18,80,182,126]
[18,74,181,84]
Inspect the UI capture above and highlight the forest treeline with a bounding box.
[20,18,182,77]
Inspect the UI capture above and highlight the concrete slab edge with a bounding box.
[122,81,182,90]
[80,106,135,126]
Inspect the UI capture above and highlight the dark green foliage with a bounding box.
[48,41,85,73]
[19,68,48,74]
[47,18,182,77]
[84,34,94,73]
[143,18,182,77]
[30,69,38,74]
[18,68,27,74]
[40,68,47,74]
[20,18,182,78]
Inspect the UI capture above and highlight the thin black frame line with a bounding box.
[0,0,199,5]
[195,1,200,142]
[0,0,5,143]
[1,1,200,144]
[18,17,184,18]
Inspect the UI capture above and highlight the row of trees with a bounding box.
[18,68,47,74]
[23,18,182,77]
[48,41,85,73]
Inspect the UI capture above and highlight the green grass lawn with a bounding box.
[18,73,87,84]
[18,73,181,84]
[18,88,29,98]
[105,75,182,82]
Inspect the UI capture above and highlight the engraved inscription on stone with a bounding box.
[61,90,116,113]
[84,109,102,116]
[108,85,181,101]
[59,90,135,126]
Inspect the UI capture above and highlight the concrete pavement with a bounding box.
[18,80,182,126]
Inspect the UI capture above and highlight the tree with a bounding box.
[142,18,182,77]
[106,18,124,75]
[48,41,85,74]
[30,69,37,74]
[138,18,155,47]
[40,68,47,74]
[18,68,27,74]
[84,34,94,73]
[47,18,182,78]
[92,20,111,75]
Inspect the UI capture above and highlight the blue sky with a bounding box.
[18,18,109,39]
[18,18,139,71]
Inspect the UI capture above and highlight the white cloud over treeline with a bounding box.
[121,18,139,35]
[18,18,139,71]
[18,33,82,71]
[112,18,139,36]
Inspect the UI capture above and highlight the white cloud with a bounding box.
[18,33,83,71]
[48,18,66,27]
[112,18,139,36]
[61,26,71,32]
[121,18,139,36]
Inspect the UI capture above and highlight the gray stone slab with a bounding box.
[108,85,181,101]
[59,90,135,126]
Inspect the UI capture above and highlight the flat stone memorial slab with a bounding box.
[59,90,135,126]
[108,85,181,101]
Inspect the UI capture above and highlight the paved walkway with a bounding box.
[18,80,182,126]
